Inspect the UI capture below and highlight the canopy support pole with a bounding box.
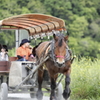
[15,29,19,49]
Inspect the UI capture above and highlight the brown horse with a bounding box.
[34,33,72,100]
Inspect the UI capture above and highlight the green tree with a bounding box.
[27,0,46,14]
[68,16,88,38]
[0,0,100,58]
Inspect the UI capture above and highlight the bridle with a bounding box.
[48,40,71,67]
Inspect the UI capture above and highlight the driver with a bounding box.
[16,39,32,61]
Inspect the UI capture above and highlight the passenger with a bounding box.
[16,39,32,61]
[0,45,9,61]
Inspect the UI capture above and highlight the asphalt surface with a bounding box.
[3,93,49,100]
[0,77,50,100]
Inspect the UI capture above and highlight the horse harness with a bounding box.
[41,40,72,68]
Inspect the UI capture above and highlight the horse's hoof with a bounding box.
[66,97,70,100]
[62,89,71,99]
[50,96,57,100]
[36,90,43,100]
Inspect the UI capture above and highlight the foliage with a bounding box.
[69,37,100,58]
[0,0,47,20]
[0,0,100,58]
[8,48,16,57]
[0,30,15,49]
[68,16,89,38]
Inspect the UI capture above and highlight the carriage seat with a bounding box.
[9,57,18,61]
[0,61,10,74]
[0,57,17,74]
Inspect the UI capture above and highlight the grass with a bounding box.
[68,57,100,100]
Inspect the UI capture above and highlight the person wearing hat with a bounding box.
[16,39,32,61]
[0,45,9,61]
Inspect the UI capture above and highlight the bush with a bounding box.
[8,48,16,57]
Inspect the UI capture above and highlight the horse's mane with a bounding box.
[58,38,63,47]
[54,33,65,47]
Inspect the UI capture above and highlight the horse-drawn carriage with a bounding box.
[0,14,73,100]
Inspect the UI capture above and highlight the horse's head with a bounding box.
[53,33,69,67]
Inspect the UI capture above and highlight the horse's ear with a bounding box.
[64,36,68,41]
[53,34,58,41]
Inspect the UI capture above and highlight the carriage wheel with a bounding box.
[30,88,37,98]
[0,83,8,100]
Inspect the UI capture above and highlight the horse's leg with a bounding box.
[36,66,44,100]
[63,69,71,100]
[50,74,58,100]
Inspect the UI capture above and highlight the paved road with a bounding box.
[0,81,49,100]
[0,91,66,100]
[8,93,49,100]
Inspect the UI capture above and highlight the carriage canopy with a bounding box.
[0,14,65,36]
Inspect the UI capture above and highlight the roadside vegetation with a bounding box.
[62,57,100,100]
